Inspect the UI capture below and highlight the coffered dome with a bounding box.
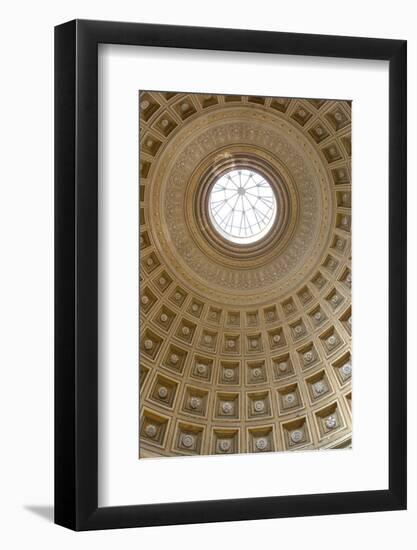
[139,92,351,457]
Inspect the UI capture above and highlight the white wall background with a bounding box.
[0,1,414,548]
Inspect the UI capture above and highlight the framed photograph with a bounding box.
[55,19,407,530]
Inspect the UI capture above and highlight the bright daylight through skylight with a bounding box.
[208,169,277,244]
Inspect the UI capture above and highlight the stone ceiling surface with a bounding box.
[139,92,352,457]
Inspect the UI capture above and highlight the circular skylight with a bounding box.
[208,169,277,244]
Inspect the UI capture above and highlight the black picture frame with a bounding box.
[55,19,407,531]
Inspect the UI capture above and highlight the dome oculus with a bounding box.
[208,169,277,244]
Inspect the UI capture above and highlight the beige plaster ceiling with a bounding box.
[139,92,352,457]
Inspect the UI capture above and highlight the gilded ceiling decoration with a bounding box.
[139,92,351,457]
